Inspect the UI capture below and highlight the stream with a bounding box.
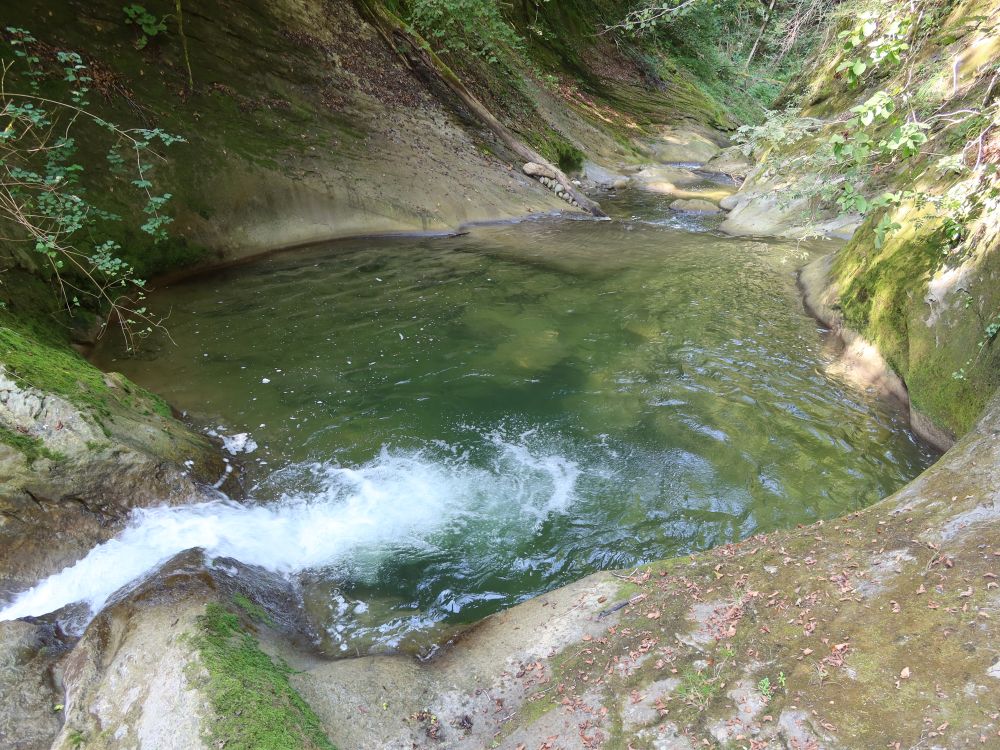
[0,188,937,655]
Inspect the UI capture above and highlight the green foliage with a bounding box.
[609,0,835,124]
[191,604,335,750]
[735,107,821,156]
[1,27,184,349]
[712,0,997,432]
[740,86,931,250]
[122,4,168,50]
[0,425,64,464]
[835,11,910,87]
[882,121,928,158]
[606,0,706,34]
[404,0,527,62]
[871,211,902,249]
[835,183,870,214]
[758,675,773,700]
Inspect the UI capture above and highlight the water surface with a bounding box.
[36,190,937,652]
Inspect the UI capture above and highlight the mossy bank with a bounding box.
[718,0,1000,446]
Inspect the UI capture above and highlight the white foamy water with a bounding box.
[0,436,580,625]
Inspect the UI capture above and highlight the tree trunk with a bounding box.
[175,0,194,90]
[745,0,779,71]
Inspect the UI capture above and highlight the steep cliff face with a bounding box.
[719,0,1000,443]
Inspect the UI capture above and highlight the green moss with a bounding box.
[829,203,1000,436]
[0,321,115,420]
[0,426,64,464]
[0,269,217,481]
[190,604,335,750]
[233,594,275,626]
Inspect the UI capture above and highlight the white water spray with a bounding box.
[0,436,580,625]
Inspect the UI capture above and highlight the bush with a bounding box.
[405,0,524,62]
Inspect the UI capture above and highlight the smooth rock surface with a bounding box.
[702,145,753,178]
[670,198,722,213]
[649,125,728,164]
[0,619,68,750]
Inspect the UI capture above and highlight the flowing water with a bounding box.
[1,189,937,653]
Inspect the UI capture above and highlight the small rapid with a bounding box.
[0,431,580,627]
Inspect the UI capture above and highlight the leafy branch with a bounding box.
[600,0,704,35]
[1,27,184,350]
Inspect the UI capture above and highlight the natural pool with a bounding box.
[3,190,936,654]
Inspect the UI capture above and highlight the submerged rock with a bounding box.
[670,198,722,214]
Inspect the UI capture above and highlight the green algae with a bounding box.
[829,209,1000,437]
[233,593,275,627]
[190,604,335,750]
[0,426,64,465]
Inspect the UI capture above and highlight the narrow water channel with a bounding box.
[2,190,936,654]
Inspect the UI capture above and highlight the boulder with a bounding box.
[0,618,70,750]
[702,145,754,179]
[0,368,231,597]
[670,198,722,214]
[717,171,852,239]
[632,165,736,203]
[719,193,743,211]
[41,550,323,750]
[650,125,728,164]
